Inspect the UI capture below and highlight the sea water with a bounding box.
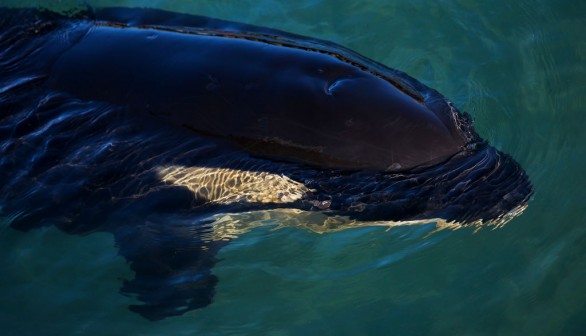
[1,0,585,335]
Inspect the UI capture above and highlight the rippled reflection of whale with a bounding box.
[0,7,532,320]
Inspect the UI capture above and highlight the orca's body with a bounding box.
[0,7,532,320]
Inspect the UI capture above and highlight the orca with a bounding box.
[0,7,533,320]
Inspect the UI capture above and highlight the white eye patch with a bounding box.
[157,165,312,204]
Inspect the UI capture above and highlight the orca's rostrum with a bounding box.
[0,7,533,320]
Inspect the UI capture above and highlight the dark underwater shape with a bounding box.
[0,7,532,320]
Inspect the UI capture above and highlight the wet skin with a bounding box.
[47,10,469,171]
[0,7,532,320]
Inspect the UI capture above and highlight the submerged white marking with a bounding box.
[156,166,528,240]
[157,165,311,204]
[206,204,529,241]
[205,208,461,241]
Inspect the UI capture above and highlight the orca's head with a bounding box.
[303,140,533,227]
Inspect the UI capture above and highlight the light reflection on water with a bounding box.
[1,0,585,335]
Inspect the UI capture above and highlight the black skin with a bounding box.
[0,7,532,320]
[47,8,469,171]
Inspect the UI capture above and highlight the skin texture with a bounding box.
[47,11,468,171]
[0,7,532,321]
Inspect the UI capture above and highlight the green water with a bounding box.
[1,0,585,335]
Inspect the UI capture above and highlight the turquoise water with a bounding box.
[1,0,585,335]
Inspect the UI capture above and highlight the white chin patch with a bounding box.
[203,204,528,241]
[157,165,312,204]
[204,208,460,241]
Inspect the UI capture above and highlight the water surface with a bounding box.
[1,0,585,335]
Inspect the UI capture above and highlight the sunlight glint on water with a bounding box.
[1,0,585,335]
